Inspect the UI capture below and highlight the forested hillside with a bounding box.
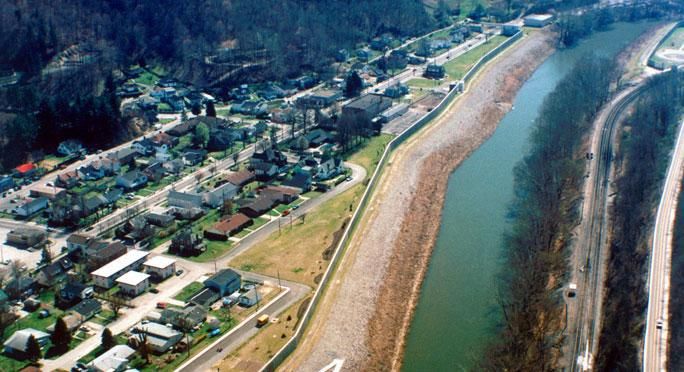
[1,0,434,83]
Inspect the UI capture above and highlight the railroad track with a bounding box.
[568,83,647,372]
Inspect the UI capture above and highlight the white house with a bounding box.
[89,344,135,372]
[116,271,150,297]
[129,322,182,353]
[91,250,149,288]
[57,140,84,156]
[115,170,148,190]
[143,256,176,281]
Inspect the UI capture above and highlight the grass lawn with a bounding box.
[302,190,323,199]
[90,309,116,325]
[443,35,508,80]
[652,27,684,67]
[173,281,205,302]
[407,78,438,89]
[159,118,175,124]
[249,216,270,231]
[188,240,233,263]
[231,133,390,286]
[0,354,30,371]
[134,71,159,86]
[216,108,231,117]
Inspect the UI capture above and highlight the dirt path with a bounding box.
[280,30,556,372]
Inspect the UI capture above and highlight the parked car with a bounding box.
[176,269,183,276]
[149,288,159,294]
[157,302,167,309]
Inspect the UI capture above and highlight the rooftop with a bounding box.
[91,250,149,278]
[89,345,135,372]
[115,271,150,286]
[143,256,176,270]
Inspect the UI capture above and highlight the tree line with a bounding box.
[596,68,684,371]
[481,54,617,371]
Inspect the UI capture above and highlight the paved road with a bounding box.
[643,117,684,372]
[564,84,647,371]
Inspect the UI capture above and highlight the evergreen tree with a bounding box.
[101,328,116,351]
[194,122,210,148]
[26,335,41,362]
[206,101,216,117]
[344,71,363,98]
[52,316,72,351]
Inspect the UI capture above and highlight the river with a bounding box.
[401,22,656,372]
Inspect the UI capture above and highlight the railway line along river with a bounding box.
[401,22,655,372]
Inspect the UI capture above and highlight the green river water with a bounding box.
[401,22,656,372]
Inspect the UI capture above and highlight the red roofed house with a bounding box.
[14,163,36,177]
[204,213,253,241]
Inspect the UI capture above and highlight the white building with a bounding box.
[91,250,149,288]
[89,344,135,372]
[130,321,183,353]
[524,14,554,28]
[116,271,150,297]
[143,256,176,281]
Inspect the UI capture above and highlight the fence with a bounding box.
[256,30,523,372]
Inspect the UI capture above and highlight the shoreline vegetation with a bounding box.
[596,69,684,370]
[481,54,617,371]
[362,30,557,371]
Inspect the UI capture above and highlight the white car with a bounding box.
[657,318,664,329]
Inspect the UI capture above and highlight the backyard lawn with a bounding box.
[173,281,205,302]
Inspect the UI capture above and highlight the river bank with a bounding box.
[364,30,557,371]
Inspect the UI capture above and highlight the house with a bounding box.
[116,170,148,190]
[239,287,261,307]
[132,138,156,155]
[66,233,93,252]
[57,140,84,156]
[116,271,150,297]
[143,162,166,182]
[261,185,301,204]
[3,329,50,356]
[145,212,175,227]
[129,321,183,353]
[155,146,172,162]
[304,129,333,148]
[204,213,253,241]
[259,84,288,100]
[182,149,207,166]
[239,196,277,218]
[336,48,349,62]
[160,305,207,329]
[167,120,198,137]
[136,96,160,111]
[116,83,142,98]
[296,90,341,109]
[0,176,14,193]
[55,171,80,189]
[252,162,278,180]
[150,132,179,148]
[158,77,179,88]
[30,184,67,200]
[84,240,127,271]
[14,163,36,178]
[104,188,124,204]
[292,75,317,90]
[163,159,184,175]
[143,256,176,280]
[4,277,36,299]
[230,100,268,116]
[429,38,451,51]
[342,94,393,120]
[36,257,73,287]
[283,171,312,191]
[77,164,106,180]
[423,64,445,79]
[225,170,256,187]
[204,269,241,297]
[168,190,203,210]
[6,227,46,247]
[90,250,150,289]
[384,83,409,98]
[356,49,371,62]
[59,282,93,303]
[86,241,128,271]
[71,298,102,320]
[203,181,239,208]
[109,148,138,165]
[13,197,48,218]
[524,14,554,28]
[252,148,288,168]
[379,103,409,123]
[88,344,135,372]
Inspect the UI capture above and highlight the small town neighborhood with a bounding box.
[0,11,542,372]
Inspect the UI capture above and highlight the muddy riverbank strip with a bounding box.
[365,30,557,371]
